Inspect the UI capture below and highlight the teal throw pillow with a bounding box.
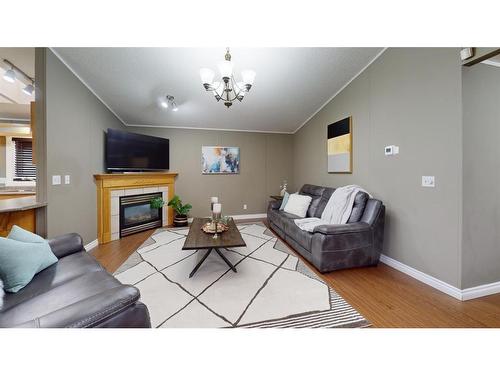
[8,225,46,243]
[0,227,57,293]
[279,192,290,210]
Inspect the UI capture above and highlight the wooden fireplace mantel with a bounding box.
[94,172,178,244]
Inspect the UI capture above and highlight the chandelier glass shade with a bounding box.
[199,48,255,108]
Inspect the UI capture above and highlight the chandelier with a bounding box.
[199,48,256,108]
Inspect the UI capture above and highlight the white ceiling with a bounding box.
[0,48,34,119]
[52,48,383,133]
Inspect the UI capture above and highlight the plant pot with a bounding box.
[173,214,188,227]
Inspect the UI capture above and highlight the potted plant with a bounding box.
[151,195,192,227]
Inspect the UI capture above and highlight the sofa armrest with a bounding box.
[313,222,371,235]
[268,200,281,210]
[48,233,85,259]
[13,285,143,328]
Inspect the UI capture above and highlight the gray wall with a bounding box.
[292,48,463,287]
[45,49,125,243]
[128,126,293,218]
[0,136,6,179]
[462,63,500,288]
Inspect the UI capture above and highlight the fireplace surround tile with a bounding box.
[144,187,159,194]
[111,214,119,232]
[125,188,144,196]
[111,189,125,197]
[111,197,119,215]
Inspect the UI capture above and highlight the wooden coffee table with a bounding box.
[182,217,246,278]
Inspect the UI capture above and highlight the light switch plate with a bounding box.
[422,176,435,187]
[64,175,70,184]
[52,175,61,185]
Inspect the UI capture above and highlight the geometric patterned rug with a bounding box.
[114,222,370,328]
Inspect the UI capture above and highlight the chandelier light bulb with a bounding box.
[3,69,16,83]
[241,70,256,85]
[218,60,233,80]
[199,68,215,85]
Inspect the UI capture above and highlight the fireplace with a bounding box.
[119,192,163,237]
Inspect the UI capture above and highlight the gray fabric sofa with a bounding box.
[267,184,385,273]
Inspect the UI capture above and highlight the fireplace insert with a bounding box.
[119,192,163,237]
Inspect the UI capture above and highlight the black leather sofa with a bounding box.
[268,184,385,273]
[0,233,151,328]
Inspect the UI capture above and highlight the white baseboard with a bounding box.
[84,239,99,252]
[379,254,463,300]
[380,254,500,301]
[231,213,267,220]
[187,213,266,223]
[462,281,500,301]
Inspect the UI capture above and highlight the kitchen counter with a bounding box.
[0,196,46,236]
[0,196,46,213]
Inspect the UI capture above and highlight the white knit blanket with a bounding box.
[294,185,370,232]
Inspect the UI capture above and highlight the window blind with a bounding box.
[13,138,36,180]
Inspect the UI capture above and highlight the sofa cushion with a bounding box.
[286,222,313,252]
[0,269,122,327]
[347,191,369,223]
[306,196,322,218]
[1,251,103,312]
[313,187,335,218]
[300,184,325,198]
[283,193,312,218]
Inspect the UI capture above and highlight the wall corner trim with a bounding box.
[293,47,388,134]
[379,254,463,300]
[380,254,500,301]
[84,239,99,252]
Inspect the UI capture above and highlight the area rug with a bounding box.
[114,222,370,328]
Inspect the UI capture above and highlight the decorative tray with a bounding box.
[201,222,229,234]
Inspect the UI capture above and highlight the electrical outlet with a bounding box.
[243,204,247,210]
[52,175,61,185]
[422,176,435,187]
[64,175,70,184]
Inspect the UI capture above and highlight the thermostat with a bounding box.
[384,145,399,156]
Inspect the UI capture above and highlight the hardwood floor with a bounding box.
[91,221,500,328]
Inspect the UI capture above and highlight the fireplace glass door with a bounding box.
[120,193,163,237]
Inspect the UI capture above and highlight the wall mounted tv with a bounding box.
[105,128,169,172]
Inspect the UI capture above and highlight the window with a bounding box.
[12,138,36,180]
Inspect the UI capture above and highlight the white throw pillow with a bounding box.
[283,193,312,218]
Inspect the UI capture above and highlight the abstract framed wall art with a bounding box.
[327,116,352,173]
[202,146,240,174]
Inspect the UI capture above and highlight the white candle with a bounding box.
[211,197,219,203]
[213,203,222,214]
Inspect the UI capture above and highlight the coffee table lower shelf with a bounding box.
[189,248,237,278]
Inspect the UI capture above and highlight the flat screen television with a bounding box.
[105,128,169,172]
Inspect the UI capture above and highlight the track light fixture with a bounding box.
[2,59,35,96]
[3,67,15,83]
[22,83,35,96]
[158,95,178,111]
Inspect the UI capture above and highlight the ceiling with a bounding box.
[0,48,35,120]
[52,48,383,133]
